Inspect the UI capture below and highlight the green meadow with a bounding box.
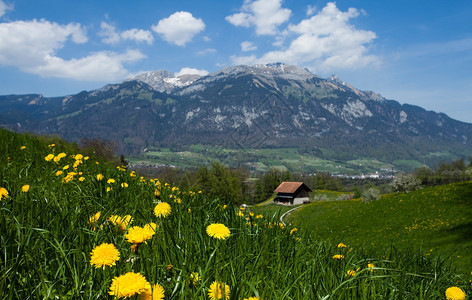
[1,128,470,299]
[286,184,472,276]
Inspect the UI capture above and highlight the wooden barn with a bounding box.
[274,182,312,205]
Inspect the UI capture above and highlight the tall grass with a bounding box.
[0,129,468,299]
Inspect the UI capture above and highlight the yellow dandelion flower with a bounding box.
[79,176,85,182]
[0,187,9,200]
[55,170,63,176]
[107,178,116,184]
[244,297,261,300]
[106,186,112,192]
[90,243,120,269]
[138,282,165,300]
[125,225,156,244]
[206,223,230,240]
[445,287,466,300]
[47,143,55,148]
[45,154,55,161]
[74,154,83,160]
[189,272,201,286]
[121,182,129,188]
[63,164,69,170]
[109,215,133,232]
[367,263,375,272]
[62,173,74,183]
[237,211,244,217]
[290,228,298,235]
[337,243,347,248]
[208,281,230,300]
[154,189,161,197]
[109,272,150,298]
[21,185,30,193]
[96,174,104,181]
[53,152,67,163]
[154,202,171,218]
[332,254,344,260]
[89,211,101,223]
[84,156,89,160]
[345,269,356,277]
[20,145,26,150]
[255,214,263,219]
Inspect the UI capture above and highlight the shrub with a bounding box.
[391,173,422,193]
[361,187,381,202]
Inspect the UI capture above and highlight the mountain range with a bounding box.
[1,63,471,168]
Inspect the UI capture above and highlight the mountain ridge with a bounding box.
[1,63,471,169]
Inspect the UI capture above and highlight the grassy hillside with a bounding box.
[1,128,470,299]
[287,184,472,276]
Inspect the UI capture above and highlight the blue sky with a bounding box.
[1,0,471,123]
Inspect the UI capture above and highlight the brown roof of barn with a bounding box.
[274,182,311,194]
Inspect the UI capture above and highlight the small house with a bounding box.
[274,182,312,205]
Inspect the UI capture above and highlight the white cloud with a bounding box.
[241,41,257,52]
[230,2,379,72]
[99,22,120,44]
[197,48,217,55]
[0,19,145,81]
[121,28,154,44]
[226,0,291,35]
[306,5,317,16]
[0,0,13,18]
[175,67,209,77]
[152,11,205,46]
[99,21,154,45]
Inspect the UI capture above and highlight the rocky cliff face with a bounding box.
[1,63,471,164]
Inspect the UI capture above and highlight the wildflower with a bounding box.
[48,143,55,148]
[63,164,69,170]
[84,156,89,160]
[62,173,75,183]
[130,171,137,178]
[79,176,85,182]
[154,202,171,218]
[21,185,30,193]
[332,254,344,260]
[109,215,133,232]
[89,211,101,223]
[189,272,201,286]
[206,223,231,240]
[55,170,63,176]
[138,282,165,300]
[121,182,129,188]
[53,152,67,163]
[107,178,116,184]
[337,243,347,248]
[96,174,104,181]
[109,272,150,298]
[255,214,263,219]
[90,243,120,269]
[0,187,9,200]
[45,154,55,161]
[445,287,466,300]
[290,228,298,235]
[367,263,375,272]
[208,281,230,300]
[237,211,244,217]
[106,187,112,192]
[125,225,156,244]
[20,145,26,149]
[74,154,83,160]
[154,189,161,197]
[345,269,356,277]
[244,297,261,300]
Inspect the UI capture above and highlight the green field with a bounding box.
[2,129,471,298]
[129,145,403,174]
[285,183,472,275]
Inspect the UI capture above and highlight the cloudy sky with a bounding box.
[1,0,471,123]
